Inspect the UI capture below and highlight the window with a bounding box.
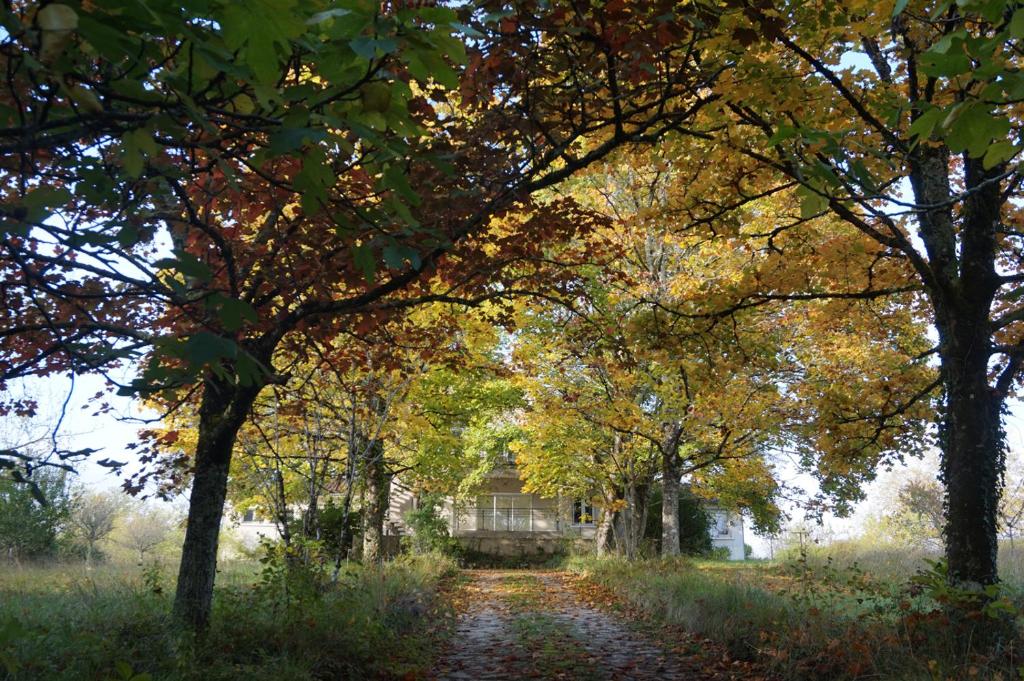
[573,500,594,526]
[712,511,731,537]
[242,509,255,523]
[476,494,533,531]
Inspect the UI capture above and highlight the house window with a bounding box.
[712,511,731,537]
[242,509,255,523]
[572,500,594,526]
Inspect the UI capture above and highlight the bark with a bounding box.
[661,458,680,557]
[634,482,649,555]
[173,379,261,631]
[939,320,1004,588]
[595,506,614,556]
[623,481,638,559]
[660,422,685,557]
[331,442,360,579]
[361,439,389,565]
[909,149,1006,588]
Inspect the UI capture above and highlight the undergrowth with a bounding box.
[0,550,458,681]
[566,554,1024,680]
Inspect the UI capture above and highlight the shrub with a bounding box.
[403,494,461,557]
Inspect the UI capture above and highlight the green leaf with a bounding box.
[943,103,1011,157]
[767,125,799,146]
[797,185,828,219]
[181,332,238,367]
[919,50,971,77]
[23,186,71,211]
[352,243,376,283]
[294,148,336,213]
[383,243,421,270]
[908,106,944,141]
[451,21,484,38]
[1009,9,1024,38]
[121,129,158,178]
[235,352,264,387]
[982,140,1019,169]
[382,165,420,206]
[220,0,304,84]
[155,251,213,282]
[892,0,909,17]
[350,36,397,60]
[117,224,142,248]
[267,127,327,155]
[307,8,351,24]
[212,294,258,332]
[114,661,133,680]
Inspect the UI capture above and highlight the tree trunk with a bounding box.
[362,439,388,565]
[332,442,360,579]
[912,151,1006,589]
[596,507,614,556]
[634,482,649,556]
[173,379,261,631]
[661,449,681,557]
[596,486,616,556]
[623,481,637,559]
[941,340,1003,588]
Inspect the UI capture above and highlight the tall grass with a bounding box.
[0,553,457,680]
[778,538,1024,588]
[566,554,1023,680]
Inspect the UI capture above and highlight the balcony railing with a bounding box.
[453,507,561,533]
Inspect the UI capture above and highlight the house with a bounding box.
[388,463,747,559]
[229,464,747,560]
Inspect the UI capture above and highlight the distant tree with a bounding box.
[119,508,175,563]
[864,469,944,551]
[897,480,945,541]
[70,490,124,566]
[0,470,71,562]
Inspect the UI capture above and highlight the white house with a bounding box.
[230,465,747,560]
[387,464,747,559]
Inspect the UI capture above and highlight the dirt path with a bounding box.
[429,570,706,680]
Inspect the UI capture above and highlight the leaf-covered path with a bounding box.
[429,570,708,680]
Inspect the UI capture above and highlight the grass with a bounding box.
[0,553,458,681]
[565,553,1024,680]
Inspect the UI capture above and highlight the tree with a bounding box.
[0,469,71,562]
[675,0,1024,588]
[118,506,175,563]
[70,489,124,566]
[514,155,934,557]
[2,0,725,629]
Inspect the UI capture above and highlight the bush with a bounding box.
[403,494,461,557]
[709,546,731,560]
